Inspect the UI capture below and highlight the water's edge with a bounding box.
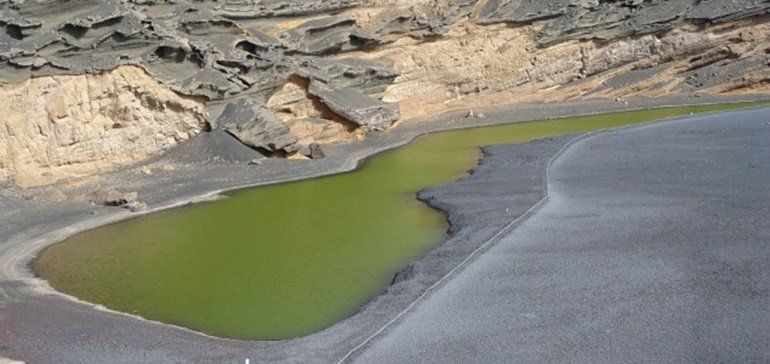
[4,99,770,346]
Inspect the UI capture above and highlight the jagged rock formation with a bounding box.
[363,15,769,119]
[217,98,299,153]
[0,0,768,186]
[476,0,770,44]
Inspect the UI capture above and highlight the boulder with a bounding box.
[308,82,400,130]
[218,99,300,153]
[302,143,326,159]
[89,189,138,207]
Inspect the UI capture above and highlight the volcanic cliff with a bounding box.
[1,0,768,186]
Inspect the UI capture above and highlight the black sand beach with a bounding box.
[1,97,768,363]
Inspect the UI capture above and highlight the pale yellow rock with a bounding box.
[342,17,769,121]
[0,65,207,187]
[267,75,363,146]
[287,118,362,145]
[2,12,767,189]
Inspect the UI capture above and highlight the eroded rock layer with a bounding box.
[0,65,207,187]
[0,0,768,185]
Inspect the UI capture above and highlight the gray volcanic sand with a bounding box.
[0,97,768,363]
[354,106,770,363]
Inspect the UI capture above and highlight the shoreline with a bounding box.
[15,96,769,285]
[352,105,770,363]
[1,95,769,362]
[340,133,586,362]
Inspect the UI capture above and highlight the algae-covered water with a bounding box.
[33,103,760,340]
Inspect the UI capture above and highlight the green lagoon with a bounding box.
[33,103,761,339]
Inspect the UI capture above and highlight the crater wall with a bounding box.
[1,0,768,186]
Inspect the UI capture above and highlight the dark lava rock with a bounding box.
[281,16,378,55]
[295,57,398,95]
[476,0,571,25]
[218,98,299,153]
[308,82,400,130]
[476,0,770,46]
[161,129,267,164]
[214,0,359,19]
[89,189,138,207]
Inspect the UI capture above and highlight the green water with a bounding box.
[33,103,761,339]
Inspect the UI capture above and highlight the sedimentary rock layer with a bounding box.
[0,65,207,187]
[364,17,770,119]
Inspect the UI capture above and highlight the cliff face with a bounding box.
[0,0,768,186]
[0,66,207,187]
[366,16,769,120]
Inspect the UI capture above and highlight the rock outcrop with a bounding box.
[0,65,207,187]
[362,16,770,119]
[476,0,770,44]
[217,98,299,153]
[308,82,400,130]
[0,0,768,186]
